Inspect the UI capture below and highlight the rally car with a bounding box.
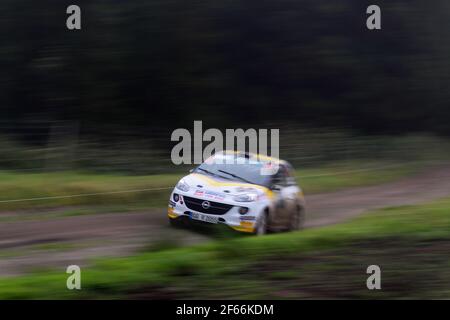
[167,151,306,235]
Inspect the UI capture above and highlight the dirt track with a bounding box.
[1,165,450,277]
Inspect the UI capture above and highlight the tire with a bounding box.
[289,206,305,231]
[255,210,269,236]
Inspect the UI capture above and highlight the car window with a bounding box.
[285,163,297,186]
[195,155,272,186]
[271,165,288,187]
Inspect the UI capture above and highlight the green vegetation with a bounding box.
[1,197,449,299]
[0,161,420,211]
[297,161,420,194]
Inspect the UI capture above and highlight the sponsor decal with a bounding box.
[205,190,225,200]
[195,189,226,201]
[261,162,277,176]
[194,190,204,197]
[235,187,257,193]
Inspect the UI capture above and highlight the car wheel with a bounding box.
[289,206,305,231]
[255,210,269,235]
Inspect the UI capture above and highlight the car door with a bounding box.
[270,165,290,226]
[283,164,301,224]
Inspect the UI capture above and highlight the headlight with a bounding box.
[233,193,258,202]
[238,207,249,214]
[175,179,190,192]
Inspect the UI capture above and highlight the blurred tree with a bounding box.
[0,0,449,143]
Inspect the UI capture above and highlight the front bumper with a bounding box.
[167,193,257,233]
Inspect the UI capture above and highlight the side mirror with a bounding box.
[270,184,282,191]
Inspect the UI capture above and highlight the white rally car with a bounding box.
[168,151,306,235]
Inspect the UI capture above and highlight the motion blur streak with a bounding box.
[0,0,449,300]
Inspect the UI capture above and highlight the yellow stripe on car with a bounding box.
[191,173,274,198]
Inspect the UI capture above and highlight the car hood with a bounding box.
[180,173,271,201]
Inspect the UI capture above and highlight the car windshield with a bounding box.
[195,155,273,187]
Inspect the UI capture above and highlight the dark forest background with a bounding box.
[1,0,449,153]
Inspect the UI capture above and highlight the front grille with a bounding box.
[183,196,233,215]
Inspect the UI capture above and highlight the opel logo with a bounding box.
[202,201,211,210]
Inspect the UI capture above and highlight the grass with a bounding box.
[0,160,421,211]
[297,161,419,193]
[0,197,449,299]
